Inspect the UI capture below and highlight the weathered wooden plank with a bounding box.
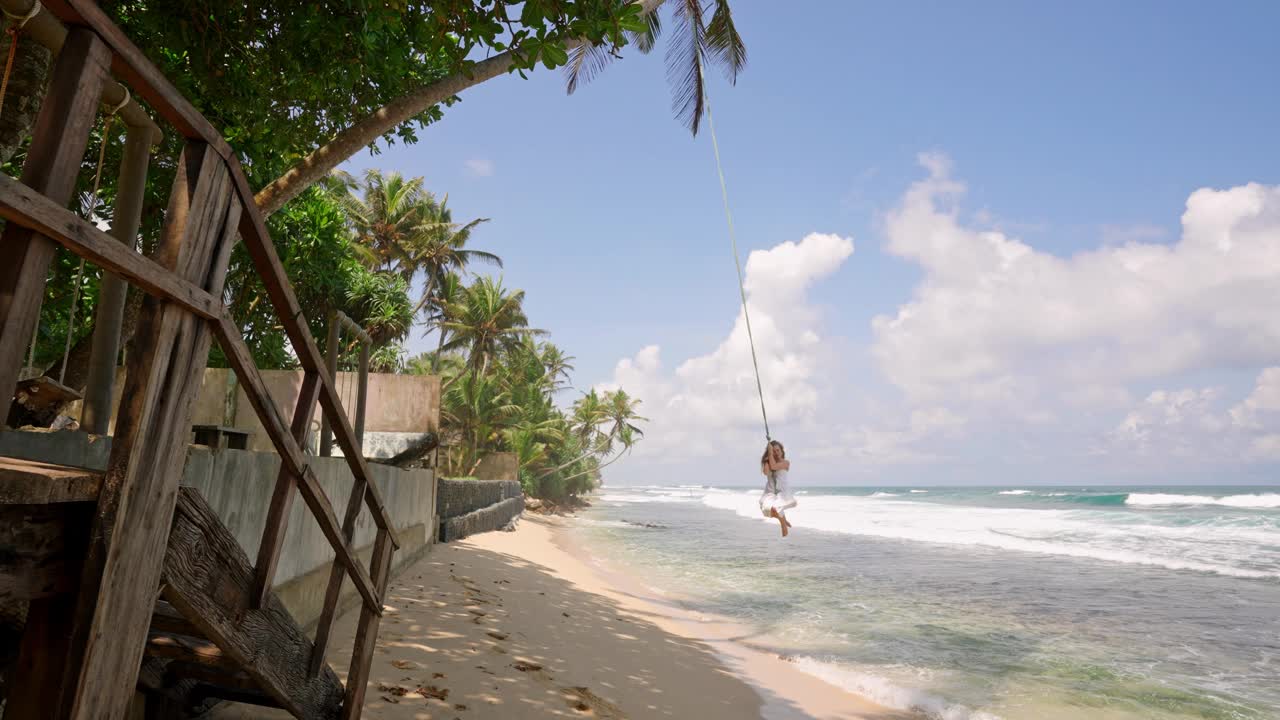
[6,594,77,717]
[251,371,321,608]
[0,457,102,504]
[0,174,223,321]
[339,530,393,720]
[163,662,260,693]
[41,0,235,160]
[145,632,238,670]
[309,469,375,676]
[0,27,110,424]
[227,169,398,547]
[149,600,206,639]
[43,142,239,720]
[0,503,89,601]
[164,488,343,720]
[212,316,382,614]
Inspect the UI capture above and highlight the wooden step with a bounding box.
[161,488,345,720]
[0,455,101,504]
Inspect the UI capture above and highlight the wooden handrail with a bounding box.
[0,7,410,718]
[12,0,398,603]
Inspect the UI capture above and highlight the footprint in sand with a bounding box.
[562,686,627,719]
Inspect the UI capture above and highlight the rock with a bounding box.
[524,497,543,511]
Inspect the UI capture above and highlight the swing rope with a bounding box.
[0,1,40,118]
[702,66,771,442]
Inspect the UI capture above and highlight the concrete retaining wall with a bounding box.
[65,367,440,458]
[440,497,523,543]
[473,452,518,481]
[0,429,435,627]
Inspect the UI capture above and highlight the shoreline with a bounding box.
[210,513,914,719]
[540,513,918,719]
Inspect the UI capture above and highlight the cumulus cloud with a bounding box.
[597,233,854,470]
[599,155,1280,484]
[874,153,1280,413]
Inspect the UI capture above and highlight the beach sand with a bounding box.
[211,515,911,719]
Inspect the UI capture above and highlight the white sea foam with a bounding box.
[788,657,1001,720]
[910,489,929,493]
[869,492,900,498]
[1127,492,1280,508]
[696,490,1279,579]
[997,490,1032,495]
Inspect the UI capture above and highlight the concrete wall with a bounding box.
[69,368,440,458]
[473,452,518,482]
[0,429,435,627]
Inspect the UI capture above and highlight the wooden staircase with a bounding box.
[0,458,351,718]
[0,2,401,718]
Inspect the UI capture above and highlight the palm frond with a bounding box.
[706,0,746,84]
[667,0,708,135]
[565,42,618,95]
[629,5,663,54]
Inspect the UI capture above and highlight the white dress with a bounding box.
[759,468,797,518]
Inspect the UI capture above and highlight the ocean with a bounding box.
[569,485,1280,720]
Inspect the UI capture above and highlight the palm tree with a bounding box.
[599,390,647,456]
[333,169,438,278]
[439,277,545,390]
[539,343,577,393]
[441,371,520,475]
[426,271,465,373]
[565,0,746,135]
[534,389,643,483]
[410,195,500,319]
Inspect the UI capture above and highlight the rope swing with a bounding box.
[701,66,771,441]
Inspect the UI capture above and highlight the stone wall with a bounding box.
[436,478,522,520]
[0,429,435,627]
[439,497,523,543]
[435,478,522,543]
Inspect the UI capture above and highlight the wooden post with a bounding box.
[319,311,339,457]
[355,342,369,446]
[25,142,242,720]
[250,371,321,608]
[338,529,392,720]
[81,122,155,435]
[0,27,111,425]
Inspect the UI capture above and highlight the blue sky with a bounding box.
[343,1,1280,485]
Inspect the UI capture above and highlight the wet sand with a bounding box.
[211,515,912,719]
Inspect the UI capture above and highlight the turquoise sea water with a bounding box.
[570,485,1280,720]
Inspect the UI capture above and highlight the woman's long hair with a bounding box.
[761,440,785,464]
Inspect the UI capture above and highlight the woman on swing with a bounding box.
[759,440,796,537]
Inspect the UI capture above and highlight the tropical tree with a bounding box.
[334,169,438,278]
[439,277,545,387]
[255,0,748,213]
[411,195,500,319]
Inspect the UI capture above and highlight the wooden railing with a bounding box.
[0,1,397,717]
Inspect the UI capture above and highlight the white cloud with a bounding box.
[597,233,854,472]
[464,158,494,177]
[873,153,1280,412]
[598,155,1280,485]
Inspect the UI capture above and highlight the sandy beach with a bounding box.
[213,514,908,719]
